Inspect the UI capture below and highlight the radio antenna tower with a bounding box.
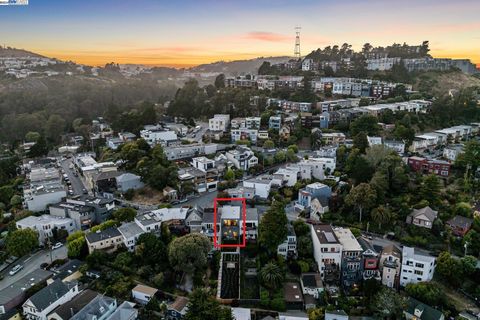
[294,26,301,59]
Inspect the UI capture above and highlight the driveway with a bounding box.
[0,246,67,290]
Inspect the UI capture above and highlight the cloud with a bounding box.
[242,31,291,42]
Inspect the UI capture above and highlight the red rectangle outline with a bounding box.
[213,197,247,248]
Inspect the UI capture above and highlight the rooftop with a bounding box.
[50,289,98,320]
[283,282,303,303]
[85,228,122,244]
[132,284,158,296]
[312,224,340,245]
[27,279,77,311]
[334,227,362,252]
[118,221,145,239]
[0,269,53,306]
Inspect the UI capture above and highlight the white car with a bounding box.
[52,242,63,250]
[9,264,23,276]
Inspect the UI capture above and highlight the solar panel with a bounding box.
[324,231,336,242]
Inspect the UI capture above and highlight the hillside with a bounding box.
[414,70,480,96]
[188,56,292,75]
[0,46,45,58]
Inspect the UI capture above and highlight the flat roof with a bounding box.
[333,227,362,252]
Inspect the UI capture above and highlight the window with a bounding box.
[414,270,423,275]
[415,263,424,268]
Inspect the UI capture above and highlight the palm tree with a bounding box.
[259,262,283,296]
[371,205,394,229]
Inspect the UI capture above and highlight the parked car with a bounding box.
[9,264,23,276]
[179,198,188,203]
[52,242,63,250]
[82,188,88,194]
[40,262,49,270]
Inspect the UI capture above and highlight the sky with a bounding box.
[0,0,479,68]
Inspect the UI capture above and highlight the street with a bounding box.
[0,246,67,290]
[59,158,87,196]
[185,121,208,143]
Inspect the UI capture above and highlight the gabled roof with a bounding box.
[169,296,189,313]
[26,279,77,311]
[85,228,122,244]
[446,215,473,229]
[409,206,438,222]
[404,298,444,320]
[50,289,98,320]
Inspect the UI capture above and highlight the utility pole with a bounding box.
[294,26,301,60]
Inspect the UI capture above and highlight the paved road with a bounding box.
[59,158,87,196]
[172,190,218,208]
[0,246,67,290]
[185,122,208,143]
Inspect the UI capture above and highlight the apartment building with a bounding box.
[311,224,342,283]
[269,116,282,130]
[380,244,402,289]
[334,227,363,290]
[16,215,75,245]
[209,114,230,132]
[400,246,436,287]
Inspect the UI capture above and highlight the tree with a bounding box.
[345,183,377,222]
[405,282,444,307]
[263,139,275,149]
[6,228,38,257]
[135,233,168,270]
[456,140,480,171]
[25,131,40,142]
[185,289,233,320]
[436,251,462,285]
[353,132,369,153]
[168,233,211,275]
[345,149,374,185]
[259,262,284,294]
[258,201,288,254]
[223,168,235,181]
[350,115,380,136]
[214,74,226,89]
[371,206,394,229]
[419,175,441,207]
[45,114,66,143]
[112,207,137,222]
[67,231,87,258]
[10,195,22,208]
[371,287,406,320]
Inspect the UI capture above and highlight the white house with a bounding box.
[443,144,464,161]
[16,215,75,245]
[298,157,336,180]
[400,246,436,287]
[311,224,342,282]
[22,280,79,320]
[277,223,297,258]
[131,284,158,305]
[118,221,146,252]
[225,147,258,171]
[140,129,177,146]
[272,167,299,187]
[209,114,230,132]
[243,177,272,199]
[245,117,261,129]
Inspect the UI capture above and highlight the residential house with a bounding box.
[311,224,342,283]
[443,144,464,161]
[47,289,98,320]
[16,215,75,245]
[163,186,178,201]
[300,273,323,301]
[296,182,332,214]
[184,206,204,233]
[140,128,177,147]
[309,197,330,220]
[277,223,297,258]
[400,246,436,287]
[225,147,258,171]
[273,167,299,187]
[283,282,304,310]
[279,125,291,141]
[131,284,158,305]
[380,244,402,289]
[85,228,124,254]
[226,186,255,200]
[406,206,438,229]
[49,196,115,230]
[22,280,79,320]
[334,227,363,290]
[297,157,336,180]
[243,176,272,199]
[166,296,188,320]
[231,117,246,129]
[105,301,137,320]
[70,295,117,320]
[357,237,380,281]
[446,215,473,237]
[245,117,261,129]
[384,140,405,154]
[118,221,146,251]
[23,165,66,212]
[404,298,445,320]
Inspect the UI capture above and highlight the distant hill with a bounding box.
[414,70,480,96]
[188,56,292,75]
[0,46,45,58]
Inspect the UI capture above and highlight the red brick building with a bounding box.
[407,156,451,177]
